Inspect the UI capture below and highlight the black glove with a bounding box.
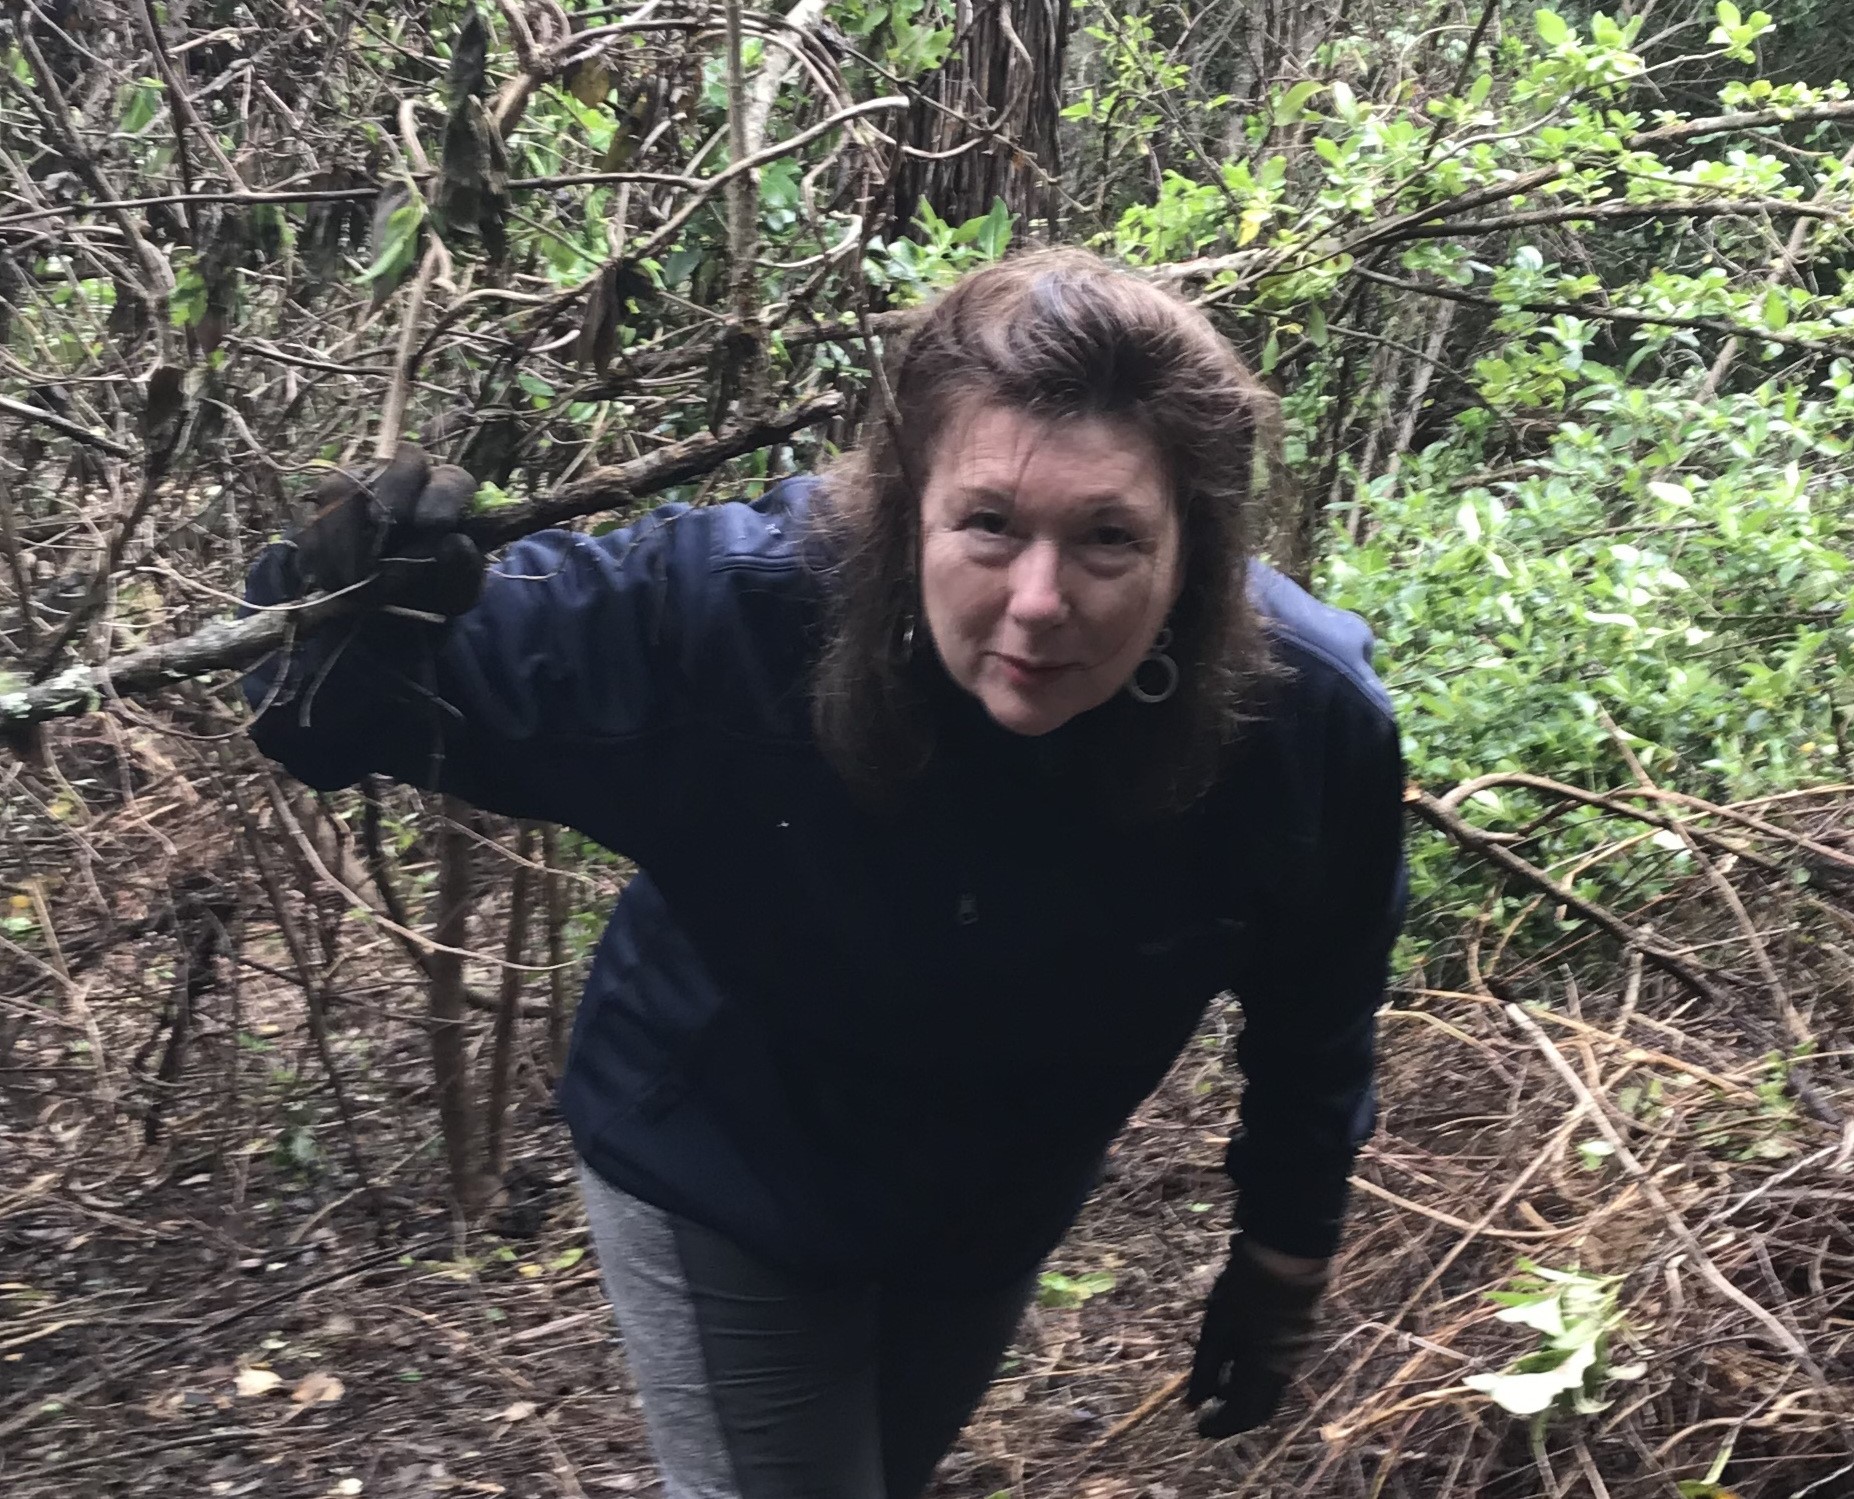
[1185,1235,1329,1438]
[289,441,485,617]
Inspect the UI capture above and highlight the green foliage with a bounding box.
[863,198,1016,301]
[359,190,426,291]
[1325,378,1853,798]
[1077,3,1854,943]
[1464,1261,1643,1419]
[118,76,163,135]
[1711,2,1776,64]
[839,0,953,76]
[1036,1269,1116,1308]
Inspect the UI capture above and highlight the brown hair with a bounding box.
[810,247,1277,821]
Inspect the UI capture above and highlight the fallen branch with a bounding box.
[0,392,843,729]
[1405,786,1735,1010]
[1408,784,1844,1126]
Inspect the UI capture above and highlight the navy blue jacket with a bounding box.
[243,478,1405,1288]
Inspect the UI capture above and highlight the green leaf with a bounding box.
[1495,1294,1567,1337]
[1037,1269,1117,1308]
[358,196,424,288]
[1576,1138,1616,1170]
[976,197,1013,260]
[1535,9,1570,46]
[1465,1339,1598,1415]
[119,77,162,135]
[1761,286,1789,330]
[1715,0,1742,28]
[1276,80,1322,122]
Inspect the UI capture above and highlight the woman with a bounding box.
[243,248,1405,1497]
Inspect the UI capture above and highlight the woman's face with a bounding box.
[919,405,1184,736]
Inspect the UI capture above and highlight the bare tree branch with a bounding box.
[0,393,843,729]
[1352,267,1849,355]
[1376,196,1847,243]
[0,393,134,457]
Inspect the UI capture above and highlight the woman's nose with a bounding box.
[1007,539,1068,627]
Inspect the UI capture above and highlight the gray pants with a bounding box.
[579,1162,1035,1499]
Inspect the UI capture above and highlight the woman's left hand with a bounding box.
[1185,1235,1330,1437]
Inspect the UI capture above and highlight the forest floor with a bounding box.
[3,789,1854,1497]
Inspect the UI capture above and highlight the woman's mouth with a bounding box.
[995,653,1074,687]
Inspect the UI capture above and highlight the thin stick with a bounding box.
[1083,1370,1188,1453]
[1378,197,1845,243]
[484,821,535,1176]
[429,795,486,1213]
[375,241,446,463]
[228,768,378,1206]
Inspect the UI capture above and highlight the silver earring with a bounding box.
[1126,627,1179,705]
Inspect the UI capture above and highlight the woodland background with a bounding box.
[2,1,1853,1495]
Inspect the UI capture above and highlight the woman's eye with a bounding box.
[1089,525,1138,548]
[965,510,1010,536]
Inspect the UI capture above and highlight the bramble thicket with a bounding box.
[2,3,1852,1496]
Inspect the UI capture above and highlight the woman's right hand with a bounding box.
[290,441,485,617]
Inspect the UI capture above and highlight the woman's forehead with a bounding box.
[926,406,1167,511]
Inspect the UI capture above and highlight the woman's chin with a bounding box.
[976,684,1081,737]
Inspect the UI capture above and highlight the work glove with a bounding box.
[1185,1234,1329,1438]
[287,441,485,617]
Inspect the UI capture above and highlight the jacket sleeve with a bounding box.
[241,505,700,853]
[1225,678,1407,1259]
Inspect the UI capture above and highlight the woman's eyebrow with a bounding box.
[1071,494,1145,519]
[954,484,1148,518]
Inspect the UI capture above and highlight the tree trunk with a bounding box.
[890,0,1072,238]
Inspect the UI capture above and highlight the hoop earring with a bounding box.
[1126,627,1179,705]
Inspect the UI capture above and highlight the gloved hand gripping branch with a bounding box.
[283,441,485,619]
